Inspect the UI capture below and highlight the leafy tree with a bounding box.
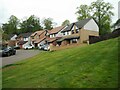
[76,5,91,20]
[62,20,70,26]
[2,23,9,34]
[42,18,53,30]
[2,15,19,34]
[2,33,9,41]
[0,27,3,41]
[90,0,114,35]
[20,15,43,33]
[76,0,114,35]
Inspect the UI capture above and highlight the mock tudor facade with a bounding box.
[16,32,32,48]
[45,26,66,46]
[30,18,99,48]
[57,18,99,46]
[30,30,47,47]
[8,18,99,50]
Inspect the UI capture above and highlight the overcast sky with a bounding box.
[0,0,119,27]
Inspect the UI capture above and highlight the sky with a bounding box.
[0,0,119,27]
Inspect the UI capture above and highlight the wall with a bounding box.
[79,28,99,43]
[83,19,99,32]
[8,40,16,47]
[50,43,87,51]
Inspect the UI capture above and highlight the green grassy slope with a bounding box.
[2,37,119,88]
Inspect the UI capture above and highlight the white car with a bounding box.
[39,44,50,51]
[24,45,34,50]
[44,45,50,51]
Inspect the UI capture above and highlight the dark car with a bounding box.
[1,47,16,57]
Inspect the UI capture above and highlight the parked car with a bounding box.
[44,45,50,51]
[39,45,45,50]
[39,44,50,51]
[1,46,16,57]
[24,45,34,50]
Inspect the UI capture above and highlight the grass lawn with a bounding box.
[2,37,119,88]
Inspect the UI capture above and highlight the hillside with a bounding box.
[2,37,119,88]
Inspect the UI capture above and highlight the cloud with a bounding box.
[0,0,118,26]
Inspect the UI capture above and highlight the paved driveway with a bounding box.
[2,50,40,67]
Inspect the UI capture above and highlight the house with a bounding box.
[16,32,32,48]
[46,26,66,46]
[48,26,66,38]
[9,34,17,40]
[7,34,18,47]
[57,18,99,46]
[30,30,47,47]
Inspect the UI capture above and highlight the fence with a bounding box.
[89,28,120,44]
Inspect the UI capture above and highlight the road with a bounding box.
[2,50,40,67]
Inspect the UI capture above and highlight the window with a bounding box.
[50,35,52,38]
[76,29,79,33]
[54,34,56,37]
[67,32,69,35]
[72,30,74,34]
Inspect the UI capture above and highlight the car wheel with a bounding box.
[13,52,16,55]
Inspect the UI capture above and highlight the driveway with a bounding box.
[2,50,40,67]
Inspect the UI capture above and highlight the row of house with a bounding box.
[8,18,99,49]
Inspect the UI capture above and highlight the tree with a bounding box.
[0,26,3,41]
[42,18,53,30]
[76,0,114,35]
[76,5,91,20]
[20,15,43,33]
[62,20,70,26]
[90,0,114,35]
[2,15,19,34]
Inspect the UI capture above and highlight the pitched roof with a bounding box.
[46,37,57,43]
[31,30,46,37]
[8,34,17,39]
[49,26,65,34]
[34,37,46,44]
[18,32,32,38]
[57,34,80,42]
[17,41,27,45]
[62,18,92,32]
